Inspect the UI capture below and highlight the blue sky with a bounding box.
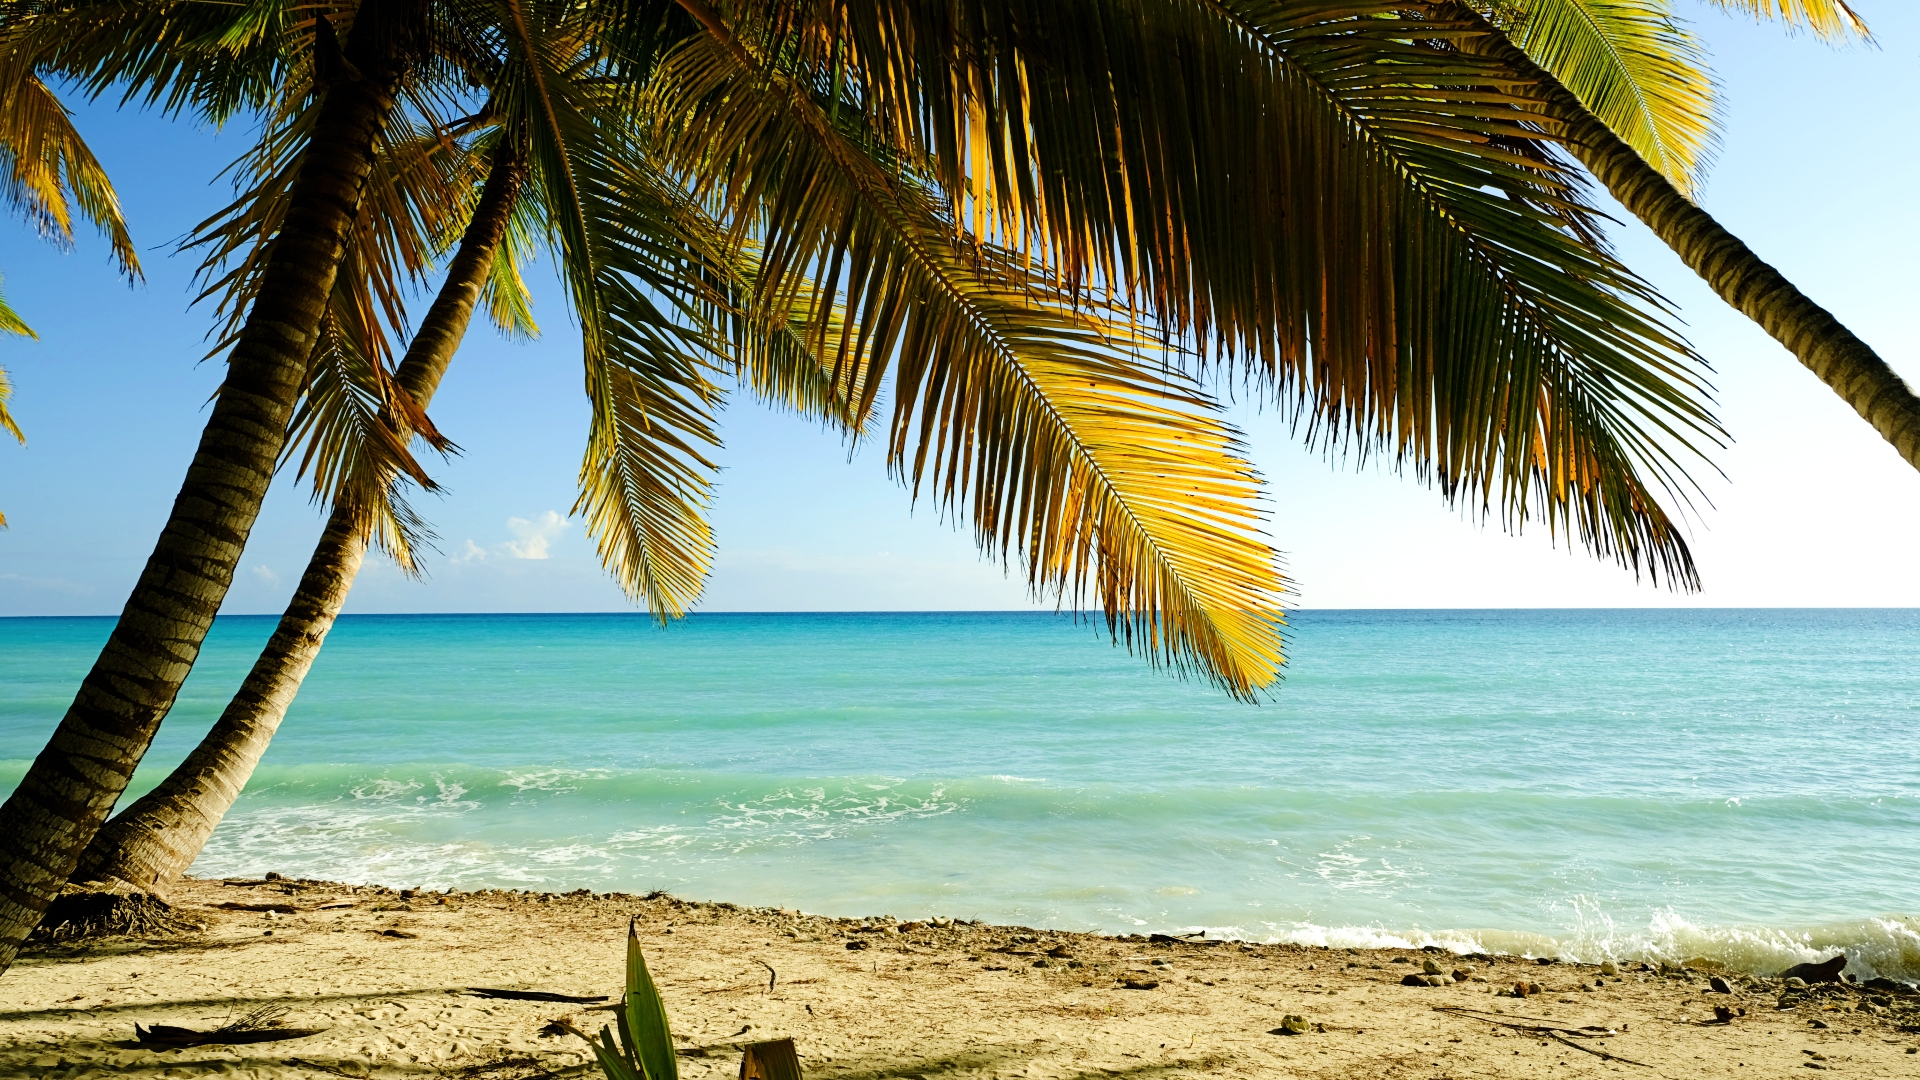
[4,5,1918,616]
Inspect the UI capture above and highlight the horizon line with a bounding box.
[8,605,1920,620]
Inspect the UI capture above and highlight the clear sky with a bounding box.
[3,5,1917,617]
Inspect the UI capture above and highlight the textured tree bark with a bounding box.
[1455,3,1920,471]
[71,142,528,897]
[0,0,417,975]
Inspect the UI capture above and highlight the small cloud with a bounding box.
[250,565,280,586]
[0,571,92,596]
[504,511,569,560]
[454,539,488,563]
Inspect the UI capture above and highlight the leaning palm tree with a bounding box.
[0,68,136,524]
[66,3,861,898]
[0,0,445,970]
[0,0,1727,972]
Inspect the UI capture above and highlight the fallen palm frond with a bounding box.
[467,987,611,1004]
[135,1005,326,1048]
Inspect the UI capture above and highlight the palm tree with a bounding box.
[0,0,1728,971]
[67,7,858,896]
[0,0,435,970]
[0,68,137,524]
[1464,1,1920,468]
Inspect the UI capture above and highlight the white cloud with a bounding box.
[250,565,280,586]
[454,539,488,563]
[0,571,92,596]
[504,511,569,560]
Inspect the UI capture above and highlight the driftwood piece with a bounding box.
[739,1038,803,1080]
[1433,1006,1651,1067]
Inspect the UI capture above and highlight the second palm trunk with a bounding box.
[71,144,528,896]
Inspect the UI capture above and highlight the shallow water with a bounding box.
[4,610,1917,976]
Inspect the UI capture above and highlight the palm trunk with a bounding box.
[0,1,417,975]
[70,142,527,897]
[1455,3,1920,469]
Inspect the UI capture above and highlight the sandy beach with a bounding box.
[1,877,1915,1079]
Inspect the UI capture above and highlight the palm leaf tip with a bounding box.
[1705,0,1871,42]
[1487,0,1721,195]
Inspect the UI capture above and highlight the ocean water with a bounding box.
[3,610,1918,978]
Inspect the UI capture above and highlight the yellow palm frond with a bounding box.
[2,272,30,527]
[573,278,724,621]
[651,26,1289,695]
[1703,0,1870,41]
[0,72,137,277]
[0,272,31,341]
[186,104,479,362]
[0,365,14,527]
[1488,0,1717,195]
[2,280,26,527]
[0,360,23,442]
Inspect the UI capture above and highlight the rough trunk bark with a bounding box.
[1458,4,1920,470]
[0,0,416,975]
[70,142,527,897]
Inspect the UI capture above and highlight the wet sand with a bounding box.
[3,876,1916,1079]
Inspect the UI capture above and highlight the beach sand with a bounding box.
[3,877,1915,1079]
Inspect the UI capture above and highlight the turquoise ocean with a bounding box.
[4,610,1917,978]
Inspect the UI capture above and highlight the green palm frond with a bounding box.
[0,0,308,127]
[476,0,725,617]
[0,71,138,276]
[186,106,478,361]
[1704,0,1869,40]
[478,189,543,340]
[598,144,871,433]
[1487,0,1717,195]
[652,2,1723,691]
[282,299,444,573]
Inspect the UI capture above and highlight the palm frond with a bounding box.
[651,26,1289,695]
[0,355,17,527]
[1486,0,1717,195]
[572,272,723,620]
[1703,0,1869,41]
[0,0,309,126]
[0,360,23,442]
[478,188,543,340]
[2,274,31,527]
[0,272,31,340]
[666,3,1720,582]
[185,105,478,362]
[282,301,442,573]
[0,71,138,276]
[598,143,871,432]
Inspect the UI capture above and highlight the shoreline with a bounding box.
[3,877,1917,1079]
